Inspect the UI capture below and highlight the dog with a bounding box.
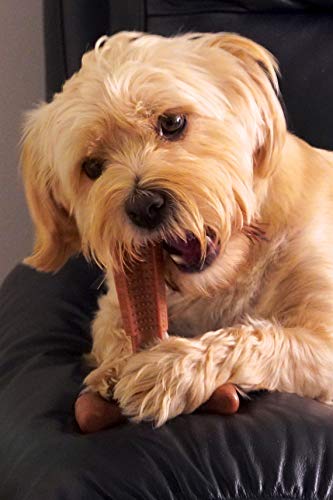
[21,31,333,427]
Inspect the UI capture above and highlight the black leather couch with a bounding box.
[1,1,333,499]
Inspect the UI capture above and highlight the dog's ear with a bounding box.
[202,33,279,85]
[21,104,80,272]
[194,33,287,178]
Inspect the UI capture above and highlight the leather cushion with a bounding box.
[1,257,333,499]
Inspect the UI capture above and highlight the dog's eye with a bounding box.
[82,158,104,180]
[157,114,187,140]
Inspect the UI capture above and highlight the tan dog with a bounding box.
[21,32,333,426]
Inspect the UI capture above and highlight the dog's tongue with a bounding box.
[163,232,201,266]
[163,231,220,273]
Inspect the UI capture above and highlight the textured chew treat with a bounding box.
[75,383,240,433]
[76,245,168,433]
[76,245,240,433]
[114,244,168,350]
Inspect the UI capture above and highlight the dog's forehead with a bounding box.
[48,32,233,162]
[58,33,226,133]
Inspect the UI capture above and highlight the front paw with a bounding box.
[84,364,117,400]
[113,337,215,426]
[84,349,132,399]
[84,327,133,399]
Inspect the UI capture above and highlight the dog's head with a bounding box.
[22,32,286,295]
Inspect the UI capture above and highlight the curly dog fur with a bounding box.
[21,32,333,426]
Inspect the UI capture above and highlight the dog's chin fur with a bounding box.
[21,31,333,426]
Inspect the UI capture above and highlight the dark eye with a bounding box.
[82,158,104,180]
[157,114,187,140]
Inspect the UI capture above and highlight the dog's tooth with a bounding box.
[170,254,186,265]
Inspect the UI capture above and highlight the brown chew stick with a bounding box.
[76,244,239,433]
[75,244,168,433]
[114,244,168,349]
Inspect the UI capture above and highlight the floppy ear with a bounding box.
[21,105,80,272]
[197,33,287,178]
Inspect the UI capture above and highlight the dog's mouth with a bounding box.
[163,229,221,273]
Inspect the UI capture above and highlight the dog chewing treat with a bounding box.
[23,31,333,428]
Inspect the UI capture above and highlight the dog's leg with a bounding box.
[114,318,333,426]
[84,288,132,399]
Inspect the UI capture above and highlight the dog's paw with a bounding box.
[84,364,116,400]
[84,326,133,399]
[113,336,215,426]
[84,352,132,400]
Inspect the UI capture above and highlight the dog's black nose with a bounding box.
[125,189,168,229]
